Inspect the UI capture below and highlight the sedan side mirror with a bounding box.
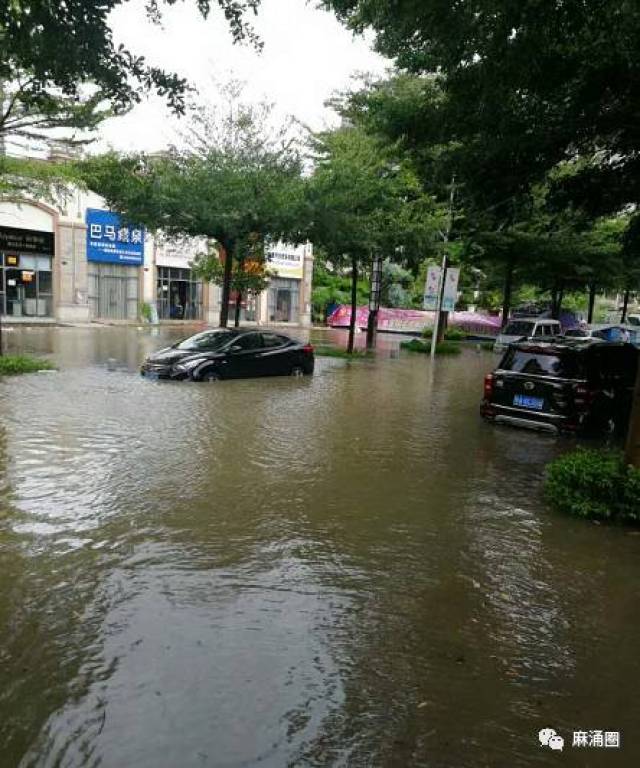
[229,345,242,353]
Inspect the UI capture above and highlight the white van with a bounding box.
[493,317,562,353]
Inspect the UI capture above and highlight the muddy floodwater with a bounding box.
[0,325,638,767]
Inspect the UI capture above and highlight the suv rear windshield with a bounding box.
[500,349,584,378]
[503,321,535,336]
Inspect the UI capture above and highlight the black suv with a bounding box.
[480,338,638,435]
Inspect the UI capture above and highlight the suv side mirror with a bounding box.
[229,344,242,353]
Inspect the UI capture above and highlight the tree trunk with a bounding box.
[625,363,640,467]
[366,308,378,349]
[234,255,245,328]
[437,310,449,343]
[550,283,564,320]
[234,290,242,328]
[501,256,514,330]
[622,289,630,323]
[556,285,564,320]
[347,257,358,354]
[219,240,234,328]
[587,283,597,323]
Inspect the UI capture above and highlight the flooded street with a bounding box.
[0,325,638,767]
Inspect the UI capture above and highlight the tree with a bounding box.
[80,86,307,327]
[307,125,440,352]
[322,1,640,463]
[0,1,262,116]
[191,235,276,327]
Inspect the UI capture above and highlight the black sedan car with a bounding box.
[141,329,314,381]
[480,337,638,435]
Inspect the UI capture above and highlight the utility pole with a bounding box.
[430,175,456,359]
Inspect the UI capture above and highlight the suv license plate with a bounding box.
[514,394,544,410]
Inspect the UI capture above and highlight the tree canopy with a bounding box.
[1,1,262,115]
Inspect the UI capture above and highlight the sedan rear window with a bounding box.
[503,321,535,336]
[500,349,583,378]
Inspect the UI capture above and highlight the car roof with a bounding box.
[510,337,630,354]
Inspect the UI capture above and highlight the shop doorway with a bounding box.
[268,278,300,323]
[156,267,203,320]
[1,254,53,317]
[88,263,139,320]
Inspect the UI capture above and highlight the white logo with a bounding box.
[549,735,565,751]
[539,728,564,751]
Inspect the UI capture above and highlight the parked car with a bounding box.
[564,324,640,347]
[141,329,314,381]
[480,338,638,435]
[493,317,561,353]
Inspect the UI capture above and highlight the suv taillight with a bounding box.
[302,344,314,354]
[573,383,595,410]
[484,373,494,398]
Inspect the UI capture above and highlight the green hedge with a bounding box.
[400,339,461,355]
[0,355,56,376]
[421,327,468,341]
[545,449,640,523]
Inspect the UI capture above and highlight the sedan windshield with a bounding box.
[502,321,535,337]
[175,331,234,351]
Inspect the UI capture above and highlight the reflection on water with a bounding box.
[0,325,638,767]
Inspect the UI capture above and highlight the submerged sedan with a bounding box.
[141,329,314,381]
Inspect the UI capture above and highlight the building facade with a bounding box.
[0,192,313,327]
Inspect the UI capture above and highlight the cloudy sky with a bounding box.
[98,0,389,152]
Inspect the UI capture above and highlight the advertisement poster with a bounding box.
[423,266,441,310]
[442,267,460,312]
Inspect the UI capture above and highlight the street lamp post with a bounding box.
[430,176,456,359]
[367,254,383,349]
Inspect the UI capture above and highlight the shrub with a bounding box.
[421,327,468,341]
[400,339,461,355]
[0,355,56,376]
[545,449,640,524]
[139,302,153,322]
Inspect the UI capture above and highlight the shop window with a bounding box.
[1,252,53,317]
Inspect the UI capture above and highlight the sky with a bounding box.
[97,0,390,153]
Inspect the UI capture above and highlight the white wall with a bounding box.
[0,202,55,232]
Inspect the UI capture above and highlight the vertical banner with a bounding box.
[442,267,460,311]
[423,266,441,310]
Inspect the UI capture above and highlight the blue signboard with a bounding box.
[86,208,144,265]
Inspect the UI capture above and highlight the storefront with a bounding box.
[154,237,205,321]
[86,208,143,320]
[0,226,55,318]
[259,242,312,325]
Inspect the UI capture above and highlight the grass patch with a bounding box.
[0,355,56,376]
[315,346,374,359]
[545,449,640,524]
[400,339,462,355]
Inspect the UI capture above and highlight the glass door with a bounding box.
[5,268,24,316]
